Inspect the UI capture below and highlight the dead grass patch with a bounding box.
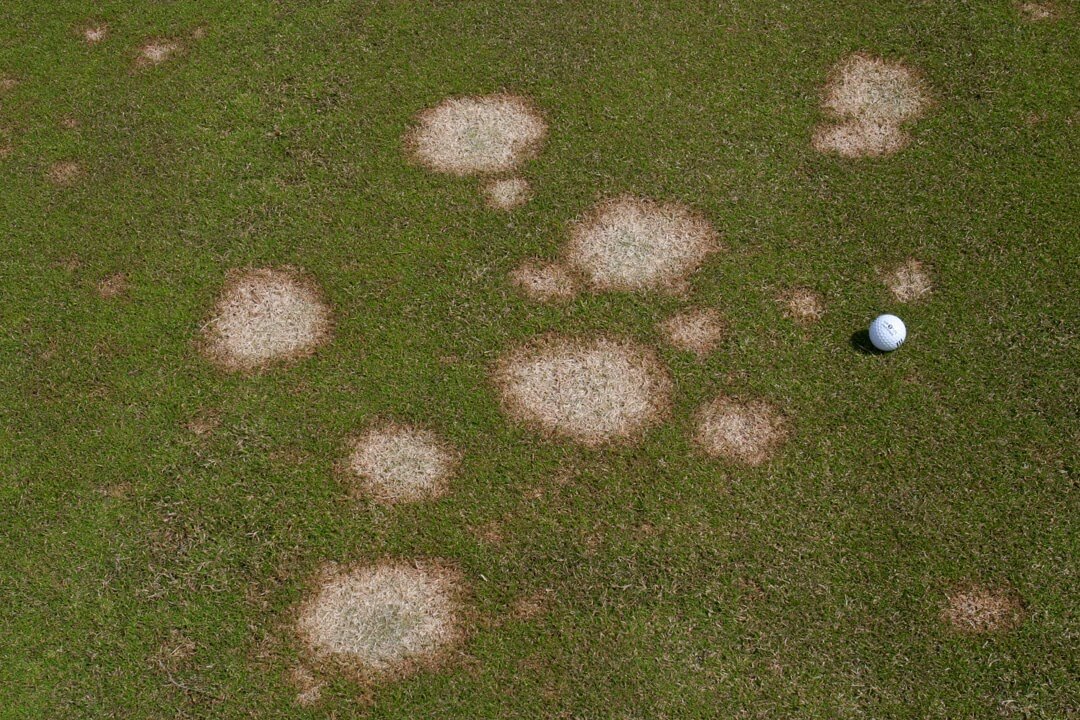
[482,176,532,210]
[494,334,673,447]
[79,23,108,44]
[1019,1,1059,20]
[0,76,18,93]
[345,422,459,504]
[46,160,83,186]
[811,119,908,158]
[60,117,81,130]
[780,287,825,323]
[884,258,933,302]
[200,267,333,372]
[510,260,577,303]
[96,272,128,299]
[296,561,466,679]
[289,666,325,707]
[136,39,182,67]
[565,195,720,293]
[151,630,197,673]
[405,94,547,176]
[658,307,726,357]
[693,395,789,466]
[943,584,1025,633]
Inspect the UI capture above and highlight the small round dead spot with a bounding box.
[405,94,548,176]
[345,423,459,504]
[96,272,128,299]
[693,395,789,466]
[46,160,83,186]
[1018,1,1059,20]
[482,176,532,210]
[780,287,825,324]
[151,630,197,673]
[289,666,325,707]
[60,117,81,130]
[884,258,933,303]
[296,561,466,678]
[200,267,333,372]
[811,119,909,158]
[510,260,577,303]
[565,195,720,293]
[0,76,18,93]
[943,584,1025,633]
[79,23,108,44]
[494,334,673,447]
[658,307,726,357]
[136,39,182,67]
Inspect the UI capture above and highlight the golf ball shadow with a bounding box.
[849,329,889,355]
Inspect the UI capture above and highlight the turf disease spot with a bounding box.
[81,23,108,44]
[510,260,577,303]
[96,272,128,299]
[297,562,465,676]
[290,666,324,707]
[0,75,17,93]
[46,160,83,186]
[406,94,547,176]
[693,395,788,466]
[814,53,930,158]
[201,268,332,372]
[136,39,181,67]
[943,585,1025,633]
[885,258,932,303]
[495,334,672,447]
[565,196,720,293]
[780,287,825,323]
[658,307,726,357]
[482,176,532,210]
[346,423,459,504]
[1019,1,1058,20]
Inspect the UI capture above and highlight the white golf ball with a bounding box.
[869,314,907,352]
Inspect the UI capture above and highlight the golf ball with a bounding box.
[869,314,906,352]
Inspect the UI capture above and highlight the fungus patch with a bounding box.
[46,160,83,186]
[658,307,726,357]
[510,260,577,303]
[693,395,789,466]
[943,584,1025,633]
[780,287,825,323]
[136,39,181,67]
[80,23,108,44]
[482,176,532,210]
[884,258,933,302]
[96,272,128,299]
[1019,2,1059,20]
[345,423,459,504]
[494,334,672,447]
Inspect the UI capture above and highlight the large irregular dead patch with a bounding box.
[296,562,465,677]
[884,258,933,302]
[693,395,789,466]
[200,267,333,372]
[510,260,578,303]
[780,287,825,324]
[494,334,672,447]
[942,584,1025,633]
[658,307,726,357]
[564,196,720,293]
[406,94,547,176]
[482,176,532,210]
[346,423,459,504]
[813,53,930,158]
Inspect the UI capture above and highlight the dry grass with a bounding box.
[1018,2,1059,20]
[814,53,930,158]
[510,260,578,303]
[884,258,933,302]
[96,272,128,299]
[345,422,459,504]
[60,117,81,130]
[46,160,83,186]
[199,267,333,372]
[494,334,673,447]
[0,75,18,93]
[296,561,465,678]
[289,666,325,707]
[658,307,726,357]
[943,584,1025,633]
[482,176,532,210]
[405,94,548,176]
[564,195,720,293]
[693,395,789,466]
[780,287,826,323]
[79,23,108,44]
[136,39,182,67]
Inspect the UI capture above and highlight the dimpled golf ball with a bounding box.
[869,314,906,352]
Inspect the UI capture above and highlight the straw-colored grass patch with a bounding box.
[345,422,459,504]
[406,94,547,176]
[943,584,1025,633]
[79,23,108,44]
[482,176,532,210]
[136,39,181,67]
[1019,1,1059,20]
[811,119,908,158]
[96,272,128,299]
[564,196,720,293]
[200,267,333,372]
[510,260,577,303]
[658,307,726,357]
[289,666,325,707]
[296,561,465,678]
[0,76,18,93]
[693,395,789,466]
[780,287,825,324]
[494,334,672,447]
[46,160,83,186]
[884,258,933,302]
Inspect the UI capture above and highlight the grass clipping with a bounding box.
[406,94,547,176]
[813,53,930,158]
[346,423,460,504]
[565,195,720,293]
[694,395,789,466]
[297,562,465,678]
[201,268,332,371]
[495,334,672,447]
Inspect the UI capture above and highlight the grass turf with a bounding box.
[0,0,1076,717]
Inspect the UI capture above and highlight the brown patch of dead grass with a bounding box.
[1019,1,1060,20]
[96,272,129,299]
[658,307,726,357]
[296,561,466,679]
[0,76,18,93]
[406,94,548,176]
[345,422,459,504]
[693,395,789,466]
[289,666,325,707]
[565,195,720,293]
[482,176,532,210]
[780,287,825,324]
[200,267,333,372]
[46,160,83,186]
[494,334,673,447]
[136,39,182,67]
[884,258,933,303]
[510,260,577,303]
[79,23,109,44]
[943,584,1025,633]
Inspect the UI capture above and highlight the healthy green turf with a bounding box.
[1,1,1077,717]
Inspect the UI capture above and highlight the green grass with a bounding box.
[1,1,1077,717]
